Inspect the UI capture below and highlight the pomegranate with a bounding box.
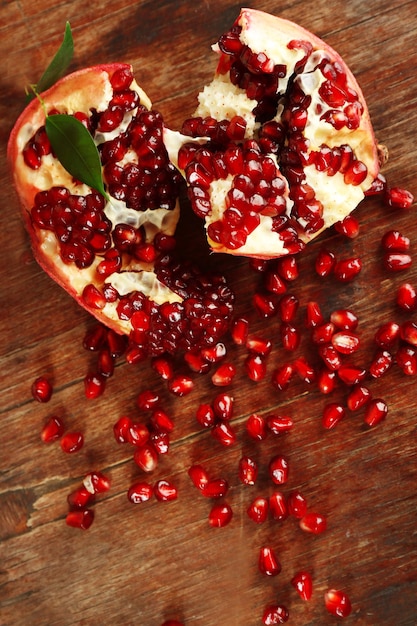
[8,63,234,359]
[167,8,380,258]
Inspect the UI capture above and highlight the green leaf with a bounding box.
[26,23,74,102]
[45,114,109,200]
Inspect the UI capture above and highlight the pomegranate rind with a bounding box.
[176,9,380,258]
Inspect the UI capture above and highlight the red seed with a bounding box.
[128,422,150,447]
[381,229,410,252]
[396,345,417,376]
[324,588,352,618]
[280,322,300,351]
[334,214,359,238]
[188,464,209,491]
[41,415,65,443]
[364,398,388,427]
[384,252,412,272]
[333,257,362,282]
[266,414,294,434]
[317,367,337,394]
[291,570,313,601]
[331,331,360,354]
[65,509,94,530]
[231,316,250,345]
[212,392,234,420]
[337,363,367,385]
[305,301,324,328]
[269,455,289,485]
[312,322,335,345]
[238,456,258,485]
[259,546,281,576]
[211,363,236,386]
[369,349,393,378]
[83,471,111,494]
[400,321,417,347]
[201,342,227,363]
[154,479,178,502]
[84,372,106,399]
[60,432,84,454]
[396,283,417,311]
[245,353,267,381]
[264,270,287,295]
[272,363,294,390]
[253,291,278,317]
[269,491,288,521]
[150,409,174,433]
[67,485,94,509]
[330,308,359,330]
[322,402,345,429]
[315,248,336,277]
[299,512,327,534]
[246,335,272,355]
[211,420,237,446]
[133,443,159,472]
[113,415,133,444]
[318,344,342,371]
[261,604,289,624]
[202,478,229,498]
[208,502,233,527]
[276,255,299,281]
[127,481,154,503]
[247,496,269,524]
[150,430,170,455]
[287,490,308,519]
[32,376,53,402]
[151,355,174,380]
[279,293,299,322]
[97,348,114,377]
[168,375,194,396]
[246,413,268,440]
[384,186,414,210]
[346,384,372,411]
[137,389,160,411]
[196,403,216,428]
[375,321,400,349]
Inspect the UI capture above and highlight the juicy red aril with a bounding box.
[269,491,288,521]
[280,322,300,351]
[269,455,289,484]
[208,502,233,527]
[294,356,316,383]
[312,322,335,345]
[97,348,115,377]
[247,496,269,524]
[83,471,111,494]
[246,413,268,440]
[134,443,159,472]
[287,490,308,519]
[375,321,400,349]
[279,294,299,322]
[231,316,250,345]
[318,344,342,371]
[154,479,178,502]
[331,331,360,354]
[266,414,294,434]
[113,415,133,444]
[324,589,352,618]
[253,291,278,318]
[127,481,154,503]
[150,409,174,433]
[315,248,336,277]
[400,321,417,347]
[364,398,388,427]
[322,402,345,429]
[384,186,414,210]
[346,384,372,411]
[67,485,94,509]
[259,546,281,576]
[334,214,359,238]
[396,283,417,311]
[60,432,84,453]
[212,392,234,420]
[299,512,327,534]
[202,478,229,498]
[333,257,362,281]
[41,415,65,443]
[84,372,106,399]
[32,376,53,402]
[66,509,94,530]
[151,356,174,380]
[264,270,287,295]
[238,456,258,485]
[150,430,170,455]
[330,308,359,330]
[396,345,417,376]
[337,363,366,385]
[196,403,216,428]
[168,375,194,396]
[383,252,412,272]
[369,349,393,378]
[188,464,209,491]
[211,363,236,386]
[245,353,267,381]
[305,301,324,328]
[317,367,337,394]
[201,341,227,363]
[83,323,108,351]
[211,420,237,446]
[137,389,160,410]
[128,422,150,447]
[261,604,289,625]
[291,571,313,601]
[276,255,299,281]
[381,229,410,252]
[246,335,272,355]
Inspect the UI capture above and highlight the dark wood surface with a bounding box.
[1,1,417,625]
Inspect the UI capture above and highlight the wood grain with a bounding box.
[1,1,417,625]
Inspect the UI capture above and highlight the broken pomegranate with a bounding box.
[167,8,380,258]
[8,63,234,360]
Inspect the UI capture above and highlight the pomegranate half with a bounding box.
[8,63,234,358]
[168,9,380,258]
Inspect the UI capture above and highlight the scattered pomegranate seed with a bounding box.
[330,308,359,330]
[245,353,267,381]
[333,257,362,282]
[305,301,324,328]
[128,421,150,447]
[280,322,300,351]
[337,363,366,385]
[364,398,388,427]
[331,331,360,354]
[276,255,299,281]
[396,283,417,311]
[60,432,84,454]
[168,375,194,396]
[293,356,316,383]
[369,349,393,378]
[253,291,278,317]
[291,570,313,600]
[67,485,94,509]
[202,478,229,498]
[196,403,216,428]
[127,481,154,503]
[315,247,336,277]
[287,490,308,519]
[150,409,174,433]
[83,471,111,494]
[383,252,412,272]
[137,389,160,410]
[84,372,106,399]
[299,512,327,534]
[322,402,345,429]
[266,414,293,434]
[211,420,237,446]
[66,509,94,530]
[246,413,268,440]
[384,186,414,210]
[238,456,258,485]
[269,455,289,485]
[396,345,417,376]
[259,546,281,576]
[269,491,288,521]
[154,479,178,502]
[400,321,417,347]
[212,392,234,420]
[208,502,233,527]
[324,588,352,618]
[246,335,272,355]
[381,229,410,252]
[40,415,65,443]
[272,363,294,390]
[133,443,159,472]
[346,384,372,411]
[261,604,289,624]
[211,363,236,386]
[312,322,335,345]
[31,376,53,402]
[375,321,400,349]
[279,293,299,322]
[231,316,250,345]
[151,355,174,380]
[317,367,337,394]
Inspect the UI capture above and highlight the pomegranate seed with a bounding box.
[151,356,174,380]
[253,291,278,317]
[168,375,194,396]
[83,323,108,351]
[60,432,84,454]
[334,214,359,238]
[231,316,250,345]
[32,376,53,402]
[305,301,324,328]
[154,479,178,502]
[211,420,237,446]
[84,372,106,399]
[238,456,258,485]
[150,430,170,455]
[161,621,184,626]
[41,415,65,443]
[364,398,388,427]
[211,363,236,386]
[276,255,299,281]
[272,363,294,390]
[127,481,154,503]
[400,321,417,347]
[266,414,293,434]
[322,402,345,429]
[269,491,288,521]
[259,546,281,576]
[312,322,335,345]
[83,471,111,494]
[383,252,412,272]
[81,283,106,309]
[246,413,268,440]
[369,349,393,378]
[375,321,400,349]
[324,588,352,618]
[331,331,360,354]
[396,283,417,311]
[299,512,327,534]
[196,403,216,428]
[333,257,362,281]
[246,335,272,355]
[291,570,313,601]
[318,344,342,371]
[247,496,269,524]
[269,455,289,485]
[128,422,150,447]
[66,509,94,530]
[184,351,211,374]
[337,363,366,385]
[245,353,267,381]
[381,229,410,252]
[201,342,227,363]
[287,490,307,519]
[261,604,289,624]
[150,409,174,433]
[315,247,335,277]
[279,293,299,322]
[330,308,358,330]
[264,270,287,295]
[133,443,159,472]
[396,345,417,375]
[67,485,94,509]
[202,478,229,498]
[208,502,233,527]
[188,464,209,491]
[137,389,160,411]
[293,356,316,383]
[384,186,414,210]
[113,415,134,444]
[212,392,234,420]
[280,322,300,351]
[97,348,114,377]
[346,384,372,411]
[317,367,337,394]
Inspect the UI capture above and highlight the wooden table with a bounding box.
[1,1,417,624]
